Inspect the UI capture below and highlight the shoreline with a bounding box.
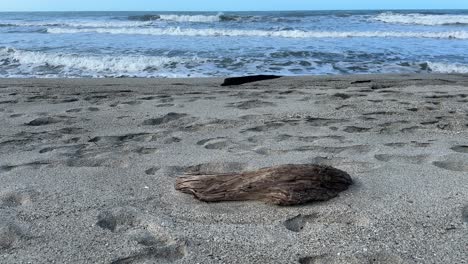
[1,74,467,263]
[1,73,467,90]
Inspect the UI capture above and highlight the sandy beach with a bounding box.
[0,74,467,263]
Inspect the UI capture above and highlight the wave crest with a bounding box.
[128,15,161,21]
[0,20,152,28]
[127,13,235,23]
[374,12,468,26]
[46,27,468,39]
[159,13,223,23]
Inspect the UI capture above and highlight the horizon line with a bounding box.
[1,8,468,12]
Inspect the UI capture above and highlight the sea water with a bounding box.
[0,10,467,78]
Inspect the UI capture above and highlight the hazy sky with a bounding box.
[1,0,467,12]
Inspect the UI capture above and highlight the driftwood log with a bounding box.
[175,164,352,206]
[221,75,282,86]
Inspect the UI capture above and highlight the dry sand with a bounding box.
[0,74,467,263]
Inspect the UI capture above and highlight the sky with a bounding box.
[0,0,467,12]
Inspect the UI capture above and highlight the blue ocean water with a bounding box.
[0,10,467,78]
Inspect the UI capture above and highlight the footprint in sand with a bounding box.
[284,214,319,232]
[275,134,318,143]
[374,154,428,165]
[96,207,186,263]
[306,117,347,127]
[64,149,130,168]
[383,142,431,148]
[227,99,276,110]
[73,132,161,167]
[25,115,75,126]
[145,167,161,175]
[96,207,141,232]
[0,100,18,105]
[0,161,50,174]
[163,137,181,144]
[25,117,62,126]
[0,218,30,250]
[9,113,24,118]
[135,147,158,155]
[143,112,188,126]
[343,126,371,133]
[332,93,352,100]
[66,108,82,113]
[0,189,37,207]
[292,145,371,155]
[420,120,440,126]
[56,97,79,103]
[299,252,404,264]
[383,142,407,148]
[432,160,468,172]
[89,133,161,145]
[184,162,248,175]
[156,103,175,108]
[88,107,100,112]
[285,210,371,234]
[0,191,34,250]
[139,96,159,101]
[400,126,422,133]
[63,137,81,144]
[451,145,468,153]
[462,205,468,224]
[196,137,231,150]
[111,244,186,264]
[242,121,287,133]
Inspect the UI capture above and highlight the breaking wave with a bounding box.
[0,47,200,77]
[127,13,241,23]
[374,12,468,26]
[46,27,468,39]
[159,13,223,23]
[426,62,468,73]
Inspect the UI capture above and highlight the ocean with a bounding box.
[0,10,467,78]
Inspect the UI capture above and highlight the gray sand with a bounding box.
[0,74,467,263]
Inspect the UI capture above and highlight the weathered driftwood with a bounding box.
[221,75,282,86]
[175,164,352,206]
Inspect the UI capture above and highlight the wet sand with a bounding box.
[0,74,467,263]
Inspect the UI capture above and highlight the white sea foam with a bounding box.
[0,47,199,77]
[426,62,468,73]
[0,20,152,28]
[158,13,223,23]
[374,12,468,26]
[46,27,468,39]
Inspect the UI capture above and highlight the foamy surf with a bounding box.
[0,20,152,28]
[0,47,201,77]
[426,62,468,74]
[374,12,468,26]
[2,10,468,77]
[46,27,468,39]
